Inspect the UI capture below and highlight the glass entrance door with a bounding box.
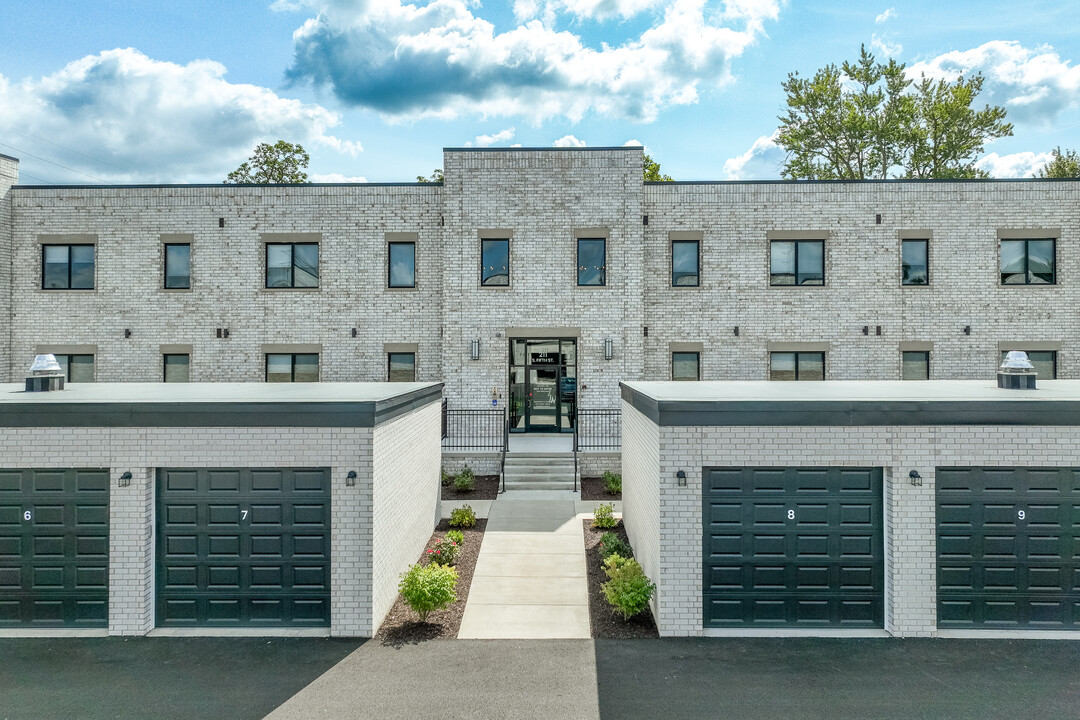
[509,338,577,433]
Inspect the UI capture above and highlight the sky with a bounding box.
[1,0,1079,185]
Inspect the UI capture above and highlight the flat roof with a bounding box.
[0,382,443,428]
[620,380,1080,427]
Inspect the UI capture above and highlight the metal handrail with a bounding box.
[441,408,506,451]
[501,407,508,494]
[576,408,622,452]
[572,412,580,492]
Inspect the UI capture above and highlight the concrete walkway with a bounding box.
[458,497,590,639]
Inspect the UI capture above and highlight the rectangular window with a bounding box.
[902,351,930,380]
[42,245,95,289]
[265,243,318,288]
[901,240,929,286]
[671,352,700,381]
[55,354,95,382]
[770,240,824,286]
[1001,350,1057,380]
[481,239,509,286]
[388,352,416,382]
[770,352,825,381]
[1001,239,1055,285]
[672,240,700,287]
[164,244,191,289]
[577,238,606,286]
[388,242,416,288]
[265,353,319,382]
[163,354,190,383]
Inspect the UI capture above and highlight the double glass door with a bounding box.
[509,339,577,433]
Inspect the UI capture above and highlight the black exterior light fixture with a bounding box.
[676,470,687,487]
[470,338,481,361]
[604,338,613,361]
[118,471,133,487]
[909,470,923,487]
[345,470,358,487]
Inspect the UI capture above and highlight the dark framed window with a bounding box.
[901,240,929,286]
[770,352,825,381]
[164,244,191,289]
[1000,239,1055,285]
[770,240,824,286]
[265,353,319,382]
[55,354,95,382]
[672,352,700,381]
[1000,350,1057,379]
[577,238,606,286]
[481,239,510,286]
[388,242,416,288]
[266,243,318,288]
[388,352,416,382]
[902,351,930,380]
[42,245,95,289]
[163,354,190,383]
[672,240,700,287]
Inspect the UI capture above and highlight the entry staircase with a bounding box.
[502,454,576,491]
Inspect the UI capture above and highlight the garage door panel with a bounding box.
[207,471,240,492]
[796,535,829,557]
[839,534,873,557]
[251,505,283,525]
[796,504,829,525]
[293,566,328,589]
[795,566,830,589]
[793,470,828,494]
[33,506,65,526]
[74,566,107,589]
[838,470,875,494]
[251,471,285,493]
[207,566,242,588]
[751,534,785,557]
[838,503,873,526]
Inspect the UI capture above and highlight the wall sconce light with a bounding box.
[604,338,613,361]
[862,326,869,335]
[345,470,358,487]
[470,338,481,360]
[118,471,133,487]
[733,326,739,337]
[676,470,687,487]
[909,470,923,487]
[124,329,132,339]
[963,326,971,336]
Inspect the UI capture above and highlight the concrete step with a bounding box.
[504,480,577,491]
[503,456,575,465]
[504,475,575,484]
[503,465,575,475]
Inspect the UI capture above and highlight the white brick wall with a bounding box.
[0,155,16,383]
[621,401,661,623]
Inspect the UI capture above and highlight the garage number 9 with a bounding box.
[787,509,796,521]
[1017,509,1026,520]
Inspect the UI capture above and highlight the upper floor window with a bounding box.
[770,352,824,381]
[770,240,823,286]
[481,239,509,286]
[389,242,416,288]
[577,238,606,286]
[163,354,190,382]
[388,352,416,382]
[1001,350,1057,379]
[164,244,191,289]
[266,353,319,382]
[56,354,95,382]
[672,352,700,381]
[266,243,318,288]
[43,245,94,289]
[672,240,700,287]
[1001,239,1055,285]
[902,351,930,380]
[901,239,928,286]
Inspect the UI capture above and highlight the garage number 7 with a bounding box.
[240,509,248,521]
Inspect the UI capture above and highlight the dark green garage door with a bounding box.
[157,468,330,627]
[0,469,109,627]
[703,467,884,628]
[938,467,1080,628]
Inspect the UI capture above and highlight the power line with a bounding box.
[0,141,112,183]
[18,171,55,185]
[1,125,127,172]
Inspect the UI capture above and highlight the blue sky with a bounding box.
[2,0,1079,184]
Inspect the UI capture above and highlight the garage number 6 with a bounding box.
[23,510,31,521]
[1017,509,1026,520]
[787,509,796,521]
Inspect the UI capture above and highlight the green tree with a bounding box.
[643,153,672,182]
[416,169,444,183]
[1036,147,1080,178]
[225,141,310,184]
[777,45,1012,179]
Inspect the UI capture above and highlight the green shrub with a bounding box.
[398,563,458,622]
[445,529,465,545]
[592,502,618,529]
[601,557,655,620]
[449,504,477,528]
[602,471,622,495]
[441,469,455,487]
[599,532,632,560]
[602,553,633,577]
[454,466,476,492]
[427,536,461,566]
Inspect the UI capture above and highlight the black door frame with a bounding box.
[509,338,577,434]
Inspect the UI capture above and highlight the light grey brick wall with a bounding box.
[371,400,442,632]
[108,466,154,635]
[0,155,16,383]
[620,401,661,623]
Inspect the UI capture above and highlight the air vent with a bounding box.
[25,354,65,392]
[998,351,1037,390]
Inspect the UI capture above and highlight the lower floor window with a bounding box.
[902,351,930,380]
[1001,350,1057,379]
[266,353,319,382]
[56,354,95,382]
[163,354,190,383]
[388,352,416,382]
[671,352,700,381]
[770,351,824,381]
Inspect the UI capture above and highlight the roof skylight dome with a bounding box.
[29,354,63,375]
[999,351,1035,372]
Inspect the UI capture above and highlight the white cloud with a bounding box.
[975,150,1054,178]
[285,0,782,122]
[269,0,305,11]
[0,48,361,183]
[466,127,516,147]
[553,134,587,147]
[623,138,643,146]
[723,131,785,179]
[309,172,368,182]
[908,41,1080,125]
[875,7,895,24]
[515,0,656,22]
[870,33,901,58]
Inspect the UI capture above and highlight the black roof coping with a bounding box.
[13,182,440,190]
[646,177,1080,185]
[443,146,641,152]
[0,152,19,163]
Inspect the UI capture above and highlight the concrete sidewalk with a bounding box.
[458,498,590,639]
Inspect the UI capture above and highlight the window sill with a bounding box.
[385,286,419,292]
[40,288,96,292]
[997,283,1059,288]
[161,288,193,293]
[261,287,322,292]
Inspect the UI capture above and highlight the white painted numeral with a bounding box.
[241,509,248,520]
[1017,509,1026,520]
[23,510,31,521]
[787,509,796,520]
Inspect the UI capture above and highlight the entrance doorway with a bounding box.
[509,338,577,433]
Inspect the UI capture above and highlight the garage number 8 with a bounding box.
[787,510,796,520]
[1017,510,1026,520]
[23,510,31,521]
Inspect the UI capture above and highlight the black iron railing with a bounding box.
[573,408,621,492]
[441,406,509,493]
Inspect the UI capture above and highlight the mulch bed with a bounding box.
[375,518,488,646]
[442,474,500,500]
[582,520,659,639]
[580,475,621,501]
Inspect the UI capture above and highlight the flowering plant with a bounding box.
[427,536,460,566]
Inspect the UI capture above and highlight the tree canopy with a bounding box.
[776,45,1012,179]
[416,169,444,183]
[643,153,673,182]
[1036,147,1080,178]
[225,141,310,184]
